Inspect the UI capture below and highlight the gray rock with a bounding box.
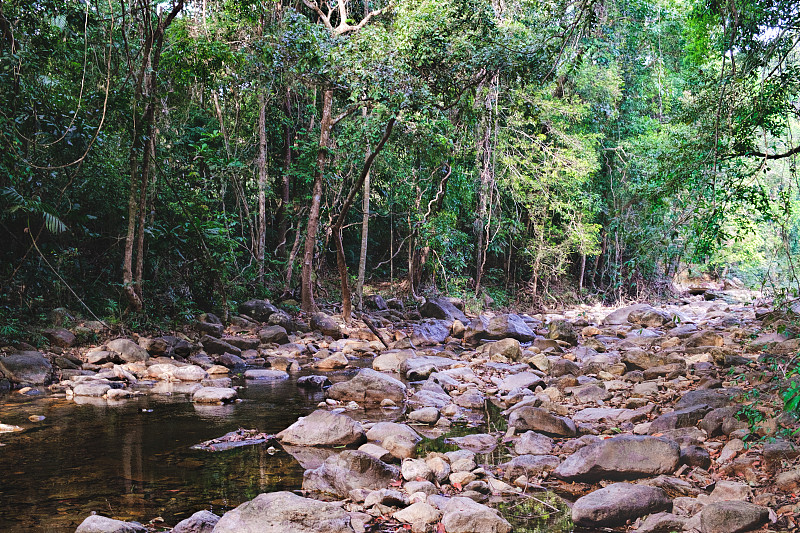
[410,320,451,346]
[498,372,543,392]
[327,368,406,405]
[547,320,578,346]
[238,299,279,322]
[199,336,242,357]
[700,501,769,533]
[277,410,365,447]
[297,375,331,389]
[243,369,289,380]
[501,454,560,479]
[447,433,497,454]
[408,407,440,424]
[258,325,289,345]
[302,450,400,498]
[192,387,237,403]
[366,422,421,444]
[602,303,653,325]
[486,314,537,342]
[173,510,220,533]
[572,483,671,527]
[392,502,441,532]
[75,515,146,533]
[484,338,522,361]
[311,313,342,338]
[420,298,468,323]
[106,338,149,363]
[554,435,680,482]
[508,407,576,437]
[628,307,671,327]
[0,352,52,384]
[675,389,741,410]
[649,404,711,433]
[43,328,76,348]
[73,383,111,397]
[514,431,554,455]
[211,491,354,533]
[441,496,512,533]
[637,512,687,533]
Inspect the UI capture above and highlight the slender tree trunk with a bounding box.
[356,160,370,311]
[277,88,293,258]
[334,116,396,322]
[283,219,304,297]
[301,88,333,313]
[474,76,496,294]
[134,124,156,300]
[257,90,268,284]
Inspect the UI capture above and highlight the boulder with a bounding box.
[243,369,289,381]
[554,435,680,482]
[211,491,354,533]
[420,298,468,323]
[327,368,406,405]
[501,454,560,479]
[372,350,414,372]
[602,303,653,325]
[514,431,555,455]
[106,338,149,363]
[277,410,366,447]
[192,387,237,404]
[173,365,209,382]
[572,483,671,527]
[675,389,740,410]
[311,313,341,338]
[487,314,536,342]
[629,307,671,327]
[686,331,724,348]
[43,328,76,348]
[0,352,52,384]
[173,510,219,533]
[238,299,279,322]
[302,450,400,498]
[410,320,450,346]
[259,325,289,345]
[73,383,111,397]
[441,497,512,533]
[392,502,441,533]
[297,375,331,389]
[547,320,578,346]
[484,338,522,361]
[75,515,146,533]
[622,349,682,370]
[508,407,576,437]
[199,336,241,357]
[700,501,769,533]
[648,405,710,433]
[498,372,544,392]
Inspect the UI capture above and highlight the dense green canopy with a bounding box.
[1,0,799,327]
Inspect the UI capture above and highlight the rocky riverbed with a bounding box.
[2,291,799,532]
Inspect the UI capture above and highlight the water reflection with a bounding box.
[0,369,349,532]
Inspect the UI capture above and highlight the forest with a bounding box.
[1,0,799,326]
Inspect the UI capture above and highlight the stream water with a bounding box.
[0,368,367,532]
[0,363,575,533]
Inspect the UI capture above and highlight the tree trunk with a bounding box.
[334,116,396,322]
[301,88,333,313]
[356,156,370,312]
[257,90,268,284]
[121,0,184,311]
[277,87,293,258]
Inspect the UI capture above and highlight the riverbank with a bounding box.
[1,290,797,532]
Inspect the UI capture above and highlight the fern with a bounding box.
[1,186,68,234]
